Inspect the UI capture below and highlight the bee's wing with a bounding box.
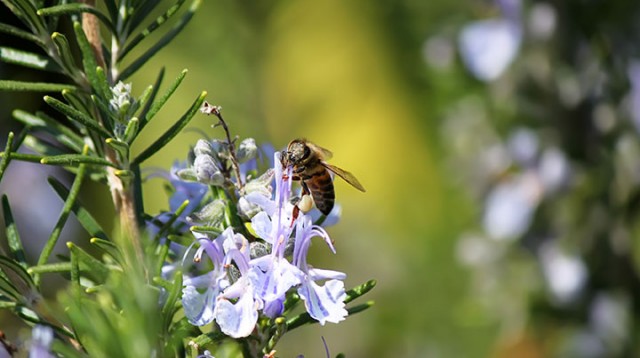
[322,162,366,192]
[306,141,333,160]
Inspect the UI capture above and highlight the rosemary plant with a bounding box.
[0,1,374,357]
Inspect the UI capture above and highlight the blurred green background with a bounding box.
[3,0,640,356]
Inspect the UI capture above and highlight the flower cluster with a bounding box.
[181,151,347,338]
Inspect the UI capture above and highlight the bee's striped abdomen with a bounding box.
[304,168,335,215]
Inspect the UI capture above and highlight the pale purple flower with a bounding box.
[215,248,262,338]
[246,152,303,317]
[292,215,347,325]
[182,229,235,326]
[29,325,54,358]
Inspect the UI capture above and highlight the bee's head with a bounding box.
[282,139,309,166]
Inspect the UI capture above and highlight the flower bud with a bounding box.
[244,168,274,197]
[237,196,261,219]
[236,138,257,163]
[187,199,226,226]
[175,167,198,181]
[193,139,212,157]
[194,155,224,185]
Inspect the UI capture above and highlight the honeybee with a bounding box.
[281,139,366,215]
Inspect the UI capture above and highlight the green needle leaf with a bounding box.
[2,0,47,35]
[0,132,14,183]
[0,23,43,45]
[40,154,118,168]
[27,262,73,274]
[13,110,85,154]
[36,146,90,282]
[137,68,165,130]
[0,256,36,300]
[38,4,115,34]
[160,270,183,330]
[132,91,207,165]
[48,177,109,242]
[123,117,139,144]
[73,22,107,97]
[141,69,187,130]
[44,96,111,138]
[90,238,122,263]
[117,0,202,81]
[0,46,61,72]
[344,279,377,304]
[51,32,83,82]
[2,195,27,267]
[0,151,44,164]
[154,200,189,242]
[118,0,187,61]
[0,80,74,92]
[346,301,375,316]
[67,242,111,282]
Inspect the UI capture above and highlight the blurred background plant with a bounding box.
[2,0,640,357]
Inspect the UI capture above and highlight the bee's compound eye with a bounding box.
[297,194,314,213]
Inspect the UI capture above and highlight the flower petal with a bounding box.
[251,211,275,243]
[298,279,347,325]
[215,291,259,338]
[182,284,218,326]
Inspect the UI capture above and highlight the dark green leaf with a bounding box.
[0,132,14,183]
[118,0,187,61]
[36,147,89,279]
[105,138,129,158]
[0,46,61,72]
[89,238,122,263]
[37,4,115,34]
[40,154,117,168]
[132,91,206,165]
[0,256,36,298]
[136,68,165,131]
[1,0,47,34]
[67,242,110,282]
[51,32,84,82]
[140,69,187,132]
[44,96,111,138]
[13,109,85,154]
[161,270,183,330]
[1,195,26,267]
[123,117,139,144]
[27,262,73,274]
[47,176,109,242]
[0,80,74,92]
[117,0,201,81]
[0,273,20,301]
[0,151,44,164]
[73,22,107,97]
[344,279,376,304]
[0,22,43,45]
[346,301,374,316]
[125,0,163,36]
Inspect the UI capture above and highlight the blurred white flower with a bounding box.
[528,2,557,40]
[590,292,630,349]
[483,173,542,240]
[507,128,539,165]
[538,147,570,193]
[540,242,587,303]
[459,19,522,81]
